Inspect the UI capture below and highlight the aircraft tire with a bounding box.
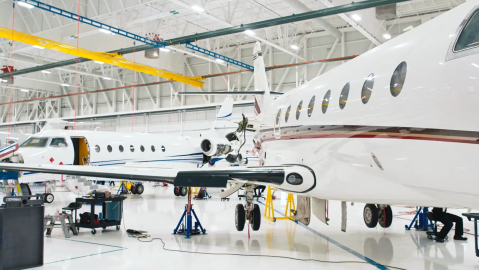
[364,204,379,228]
[135,184,144,195]
[251,204,261,231]
[44,193,54,203]
[174,187,180,196]
[235,204,245,231]
[378,205,393,228]
[180,187,187,196]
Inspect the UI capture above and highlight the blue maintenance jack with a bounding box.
[173,187,206,238]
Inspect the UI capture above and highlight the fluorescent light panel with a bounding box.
[290,44,299,50]
[160,48,170,52]
[216,59,225,64]
[351,14,361,21]
[99,29,114,35]
[33,45,45,49]
[61,84,69,87]
[245,30,255,36]
[94,61,104,64]
[383,33,392,40]
[20,89,29,92]
[17,2,34,9]
[41,70,51,74]
[102,77,112,80]
[191,5,204,12]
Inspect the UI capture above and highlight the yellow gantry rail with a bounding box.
[0,27,205,88]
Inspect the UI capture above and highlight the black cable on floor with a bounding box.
[130,233,406,270]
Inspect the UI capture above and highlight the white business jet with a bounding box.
[1,1,478,232]
[2,97,255,201]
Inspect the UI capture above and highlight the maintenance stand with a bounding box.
[173,187,206,238]
[405,207,434,231]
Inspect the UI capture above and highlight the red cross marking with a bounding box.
[49,157,54,163]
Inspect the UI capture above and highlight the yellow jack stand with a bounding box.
[193,187,199,195]
[264,186,296,222]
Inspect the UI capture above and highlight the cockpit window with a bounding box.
[50,138,67,147]
[20,137,48,148]
[455,10,479,52]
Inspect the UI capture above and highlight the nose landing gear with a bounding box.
[235,184,261,232]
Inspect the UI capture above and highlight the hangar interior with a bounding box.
[0,0,476,269]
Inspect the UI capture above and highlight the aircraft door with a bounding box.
[71,137,90,165]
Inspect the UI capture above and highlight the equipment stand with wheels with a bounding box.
[173,187,206,238]
[405,207,433,231]
[75,195,126,234]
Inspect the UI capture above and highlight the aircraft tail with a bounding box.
[212,96,234,129]
[252,42,271,118]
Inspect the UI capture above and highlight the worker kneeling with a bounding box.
[432,207,467,242]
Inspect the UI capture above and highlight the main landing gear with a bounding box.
[235,184,261,231]
[130,183,144,195]
[363,204,393,228]
[174,186,187,197]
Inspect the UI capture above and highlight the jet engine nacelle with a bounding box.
[200,138,233,157]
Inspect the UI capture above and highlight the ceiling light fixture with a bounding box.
[191,5,204,12]
[33,45,45,49]
[383,33,392,40]
[61,83,70,87]
[41,70,51,74]
[216,59,225,64]
[17,2,35,9]
[20,89,29,92]
[99,29,113,35]
[160,48,170,52]
[351,14,361,21]
[290,44,299,50]
[102,77,112,80]
[245,30,255,36]
[94,61,104,64]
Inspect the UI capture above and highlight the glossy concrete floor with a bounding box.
[5,183,479,270]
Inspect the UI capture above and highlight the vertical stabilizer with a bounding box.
[213,97,235,129]
[252,42,271,118]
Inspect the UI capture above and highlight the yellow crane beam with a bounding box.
[0,27,204,88]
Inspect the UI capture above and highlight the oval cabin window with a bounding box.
[95,145,100,153]
[285,105,291,123]
[130,145,135,152]
[107,145,112,153]
[140,145,145,152]
[296,101,303,120]
[119,145,124,152]
[322,90,331,114]
[339,83,350,110]
[361,74,375,104]
[161,145,165,152]
[390,62,407,97]
[308,96,315,117]
[151,145,156,152]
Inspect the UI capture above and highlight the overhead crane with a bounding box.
[3,0,409,79]
[0,27,204,88]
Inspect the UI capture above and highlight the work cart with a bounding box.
[75,195,126,234]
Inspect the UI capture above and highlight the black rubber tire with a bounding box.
[378,205,393,228]
[251,204,261,231]
[130,184,137,194]
[91,229,96,235]
[180,187,187,197]
[44,193,54,203]
[135,184,144,195]
[174,187,180,196]
[235,204,246,231]
[363,204,379,228]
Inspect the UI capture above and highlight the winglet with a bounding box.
[252,42,271,119]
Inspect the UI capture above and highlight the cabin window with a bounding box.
[339,83,350,110]
[275,109,281,125]
[20,137,48,148]
[151,145,156,152]
[130,145,135,152]
[322,90,331,114]
[296,101,303,120]
[161,145,165,152]
[50,138,67,147]
[390,62,407,97]
[361,74,375,104]
[140,145,145,152]
[285,105,291,123]
[95,145,100,153]
[7,140,16,146]
[107,145,112,152]
[119,145,124,152]
[308,96,315,117]
[455,10,479,52]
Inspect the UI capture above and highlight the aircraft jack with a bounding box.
[264,186,296,222]
[173,188,206,238]
[405,207,434,231]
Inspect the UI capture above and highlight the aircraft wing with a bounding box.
[0,163,316,192]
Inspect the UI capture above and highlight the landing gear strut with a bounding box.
[235,184,261,231]
[363,204,393,228]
